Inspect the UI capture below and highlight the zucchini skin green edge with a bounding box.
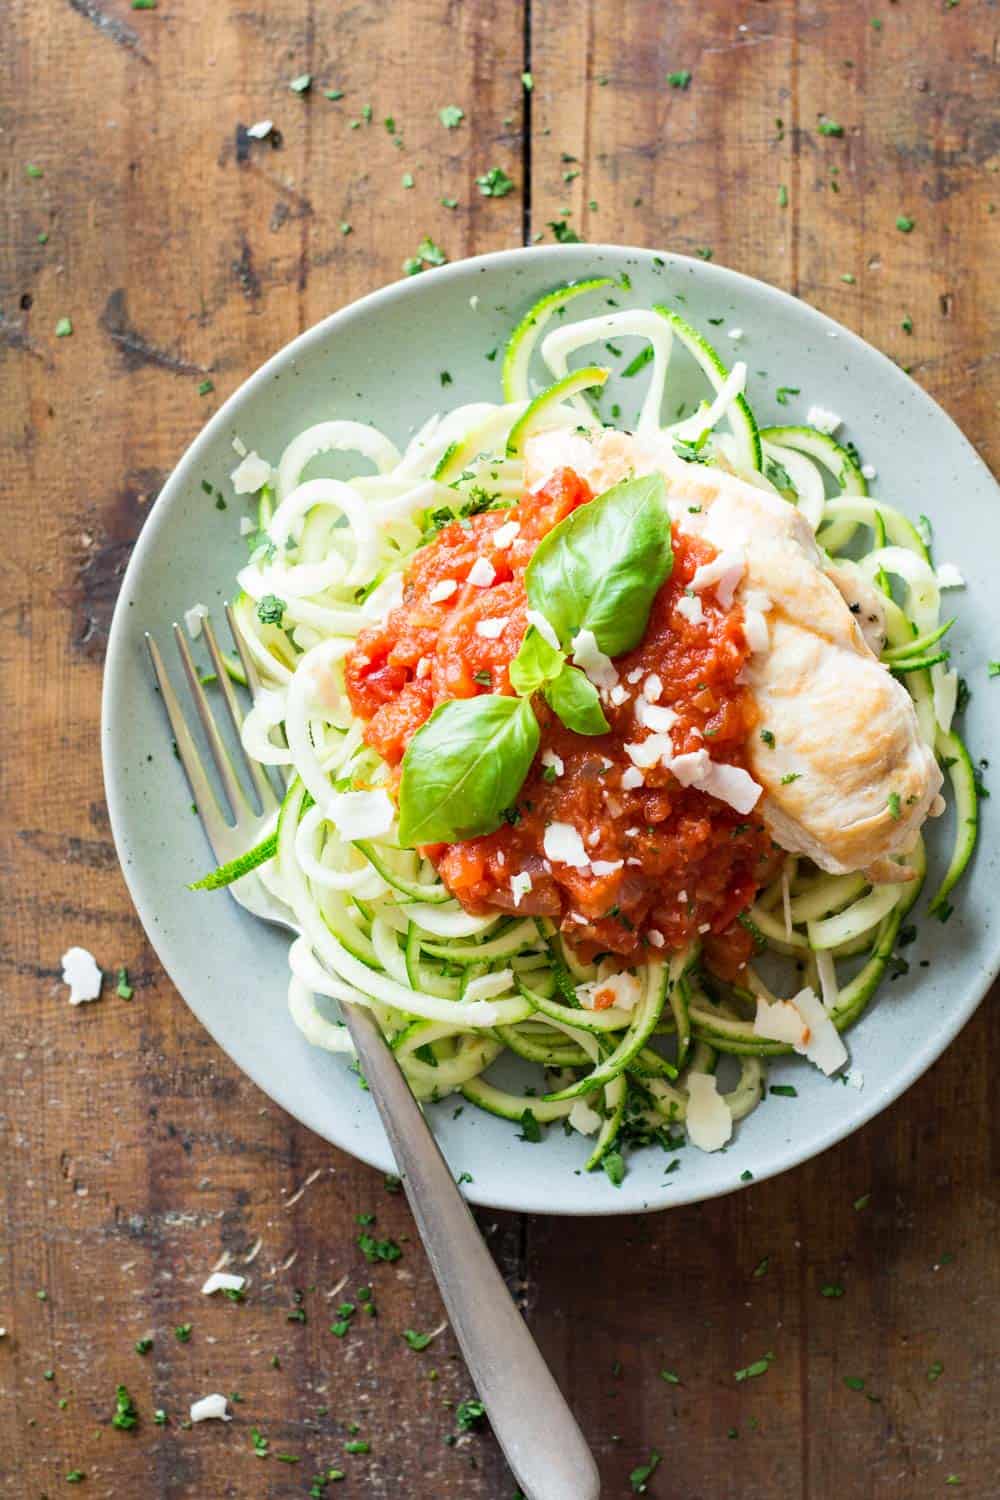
[929,726,979,917]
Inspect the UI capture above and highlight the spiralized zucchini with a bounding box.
[193,282,978,1180]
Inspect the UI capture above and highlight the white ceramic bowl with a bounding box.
[102,245,1000,1215]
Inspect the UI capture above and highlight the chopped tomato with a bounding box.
[345,467,776,972]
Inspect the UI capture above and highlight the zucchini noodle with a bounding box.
[192,282,978,1181]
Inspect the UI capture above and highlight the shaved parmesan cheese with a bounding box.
[183,603,209,639]
[728,327,744,340]
[642,674,663,701]
[609,684,629,707]
[685,1073,732,1152]
[861,463,877,481]
[936,563,965,589]
[361,572,404,623]
[509,871,533,907]
[621,766,645,790]
[467,557,496,587]
[230,451,273,494]
[635,699,677,733]
[190,1394,230,1423]
[328,788,394,842]
[526,610,560,650]
[475,616,509,639]
[541,748,565,776]
[793,986,847,1075]
[232,435,248,457]
[492,520,520,549]
[626,734,673,769]
[807,405,842,435]
[201,1272,246,1296]
[61,947,103,1005]
[239,515,255,536]
[543,822,590,868]
[743,608,769,654]
[571,629,618,690]
[675,593,704,625]
[428,579,458,603]
[591,859,623,877]
[754,997,807,1047]
[464,970,515,1002]
[668,749,712,787]
[626,667,644,685]
[568,1099,603,1136]
[690,548,746,609]
[247,119,274,139]
[578,971,641,1012]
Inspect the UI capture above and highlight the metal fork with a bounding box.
[146,607,601,1500]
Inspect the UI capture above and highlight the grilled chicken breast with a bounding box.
[523,425,942,877]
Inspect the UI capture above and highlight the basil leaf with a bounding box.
[398,696,539,846]
[509,625,564,696]
[524,473,673,657]
[544,664,609,736]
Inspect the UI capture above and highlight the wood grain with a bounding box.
[1,0,997,1495]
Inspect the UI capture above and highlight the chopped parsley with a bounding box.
[174,1323,192,1342]
[441,195,458,209]
[694,246,713,260]
[548,218,582,243]
[817,116,845,136]
[896,215,915,233]
[358,1229,402,1263]
[134,1337,153,1355]
[780,772,802,785]
[660,1368,681,1385]
[55,317,73,338]
[476,166,515,198]
[473,669,493,686]
[521,71,533,90]
[252,1427,270,1458]
[734,1352,775,1382]
[770,1084,798,1097]
[888,791,901,819]
[403,237,448,275]
[402,1329,434,1350]
[760,729,776,747]
[630,1451,662,1492]
[843,1375,866,1391]
[66,1473,86,1485]
[344,1439,370,1454]
[927,1359,944,1382]
[752,1256,770,1279]
[775,385,800,406]
[623,345,655,378]
[257,594,286,626]
[518,1109,542,1143]
[666,70,692,89]
[438,105,464,129]
[602,1151,626,1187]
[111,1384,139,1431]
[821,1284,845,1298]
[26,163,44,178]
[987,662,1000,678]
[765,457,793,491]
[740,1169,754,1182]
[402,171,414,189]
[455,1398,487,1431]
[116,968,134,999]
[778,184,789,208]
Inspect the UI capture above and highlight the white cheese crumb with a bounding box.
[647,929,665,948]
[542,822,590,868]
[690,548,746,610]
[642,674,663,702]
[635,699,677,733]
[806,405,843,436]
[428,579,458,603]
[669,750,762,814]
[568,1099,603,1136]
[591,859,623,877]
[492,520,520,549]
[625,733,673,769]
[475,616,509,639]
[571,629,618,690]
[541,748,564,777]
[239,515,255,535]
[328,788,395,842]
[231,435,248,457]
[247,119,274,139]
[861,463,877,480]
[676,593,705,625]
[685,1073,733,1152]
[464,969,515,1002]
[525,610,561,650]
[469,294,480,310]
[621,766,645,790]
[728,327,744,340]
[467,557,496,588]
[609,684,629,707]
[230,451,273,494]
[183,603,209,639]
[936,563,965,589]
[626,667,644,685]
[201,1272,246,1296]
[61,947,103,1005]
[509,871,533,907]
[668,749,712,787]
[587,828,601,847]
[190,1394,231,1423]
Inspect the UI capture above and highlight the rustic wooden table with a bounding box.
[3,1,997,1495]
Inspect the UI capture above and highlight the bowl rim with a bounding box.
[101,242,999,1215]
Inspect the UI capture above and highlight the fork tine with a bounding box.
[201,614,279,814]
[227,603,291,789]
[145,633,229,850]
[172,622,250,821]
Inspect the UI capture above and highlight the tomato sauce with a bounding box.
[345,468,777,976]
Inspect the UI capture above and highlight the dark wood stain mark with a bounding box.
[0,315,46,364]
[235,123,252,164]
[17,829,119,870]
[99,289,207,375]
[232,238,262,302]
[66,0,150,63]
[70,466,165,660]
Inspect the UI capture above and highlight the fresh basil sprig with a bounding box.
[396,474,672,847]
[398,696,539,847]
[524,472,673,656]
